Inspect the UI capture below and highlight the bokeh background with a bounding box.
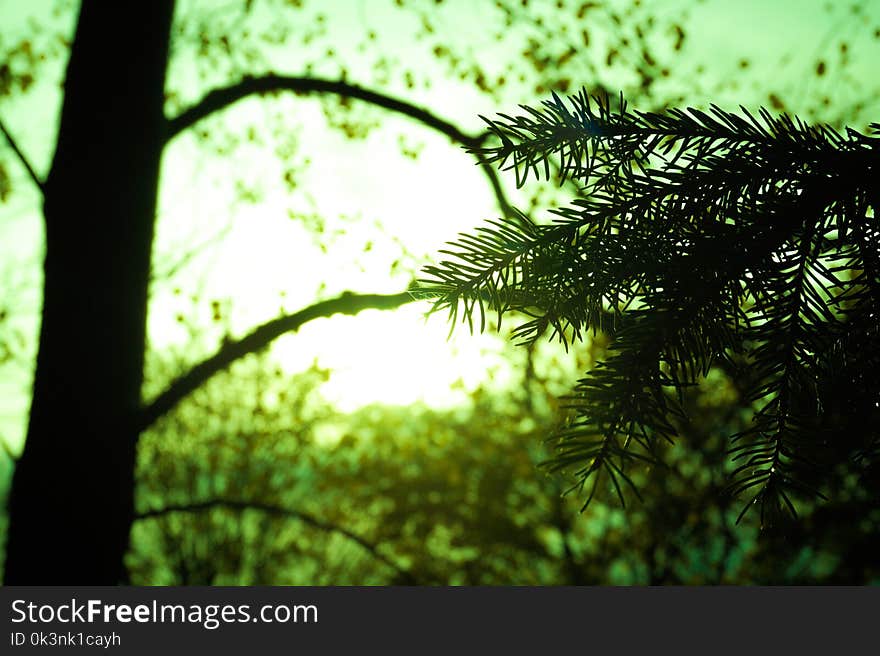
[1,0,879,583]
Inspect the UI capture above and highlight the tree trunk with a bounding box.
[4,1,174,583]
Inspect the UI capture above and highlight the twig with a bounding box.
[0,117,44,194]
[137,498,421,584]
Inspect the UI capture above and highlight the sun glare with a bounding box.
[270,303,516,411]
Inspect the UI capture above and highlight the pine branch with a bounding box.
[422,88,880,518]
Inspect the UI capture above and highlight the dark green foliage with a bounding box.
[420,89,880,523]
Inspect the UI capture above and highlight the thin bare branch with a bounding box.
[0,116,44,194]
[149,224,234,285]
[0,436,17,462]
[138,289,417,431]
[166,74,515,218]
[137,498,420,584]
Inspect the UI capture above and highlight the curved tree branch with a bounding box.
[0,116,44,194]
[138,289,417,432]
[165,74,515,218]
[137,498,421,584]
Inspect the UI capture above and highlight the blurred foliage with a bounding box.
[131,323,879,584]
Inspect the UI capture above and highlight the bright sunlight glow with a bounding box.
[272,304,517,411]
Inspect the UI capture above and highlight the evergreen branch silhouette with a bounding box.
[421,88,880,521]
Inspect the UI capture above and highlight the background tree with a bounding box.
[0,0,495,583]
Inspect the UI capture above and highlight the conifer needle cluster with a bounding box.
[419,90,880,523]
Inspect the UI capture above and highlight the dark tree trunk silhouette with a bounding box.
[4,1,175,583]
